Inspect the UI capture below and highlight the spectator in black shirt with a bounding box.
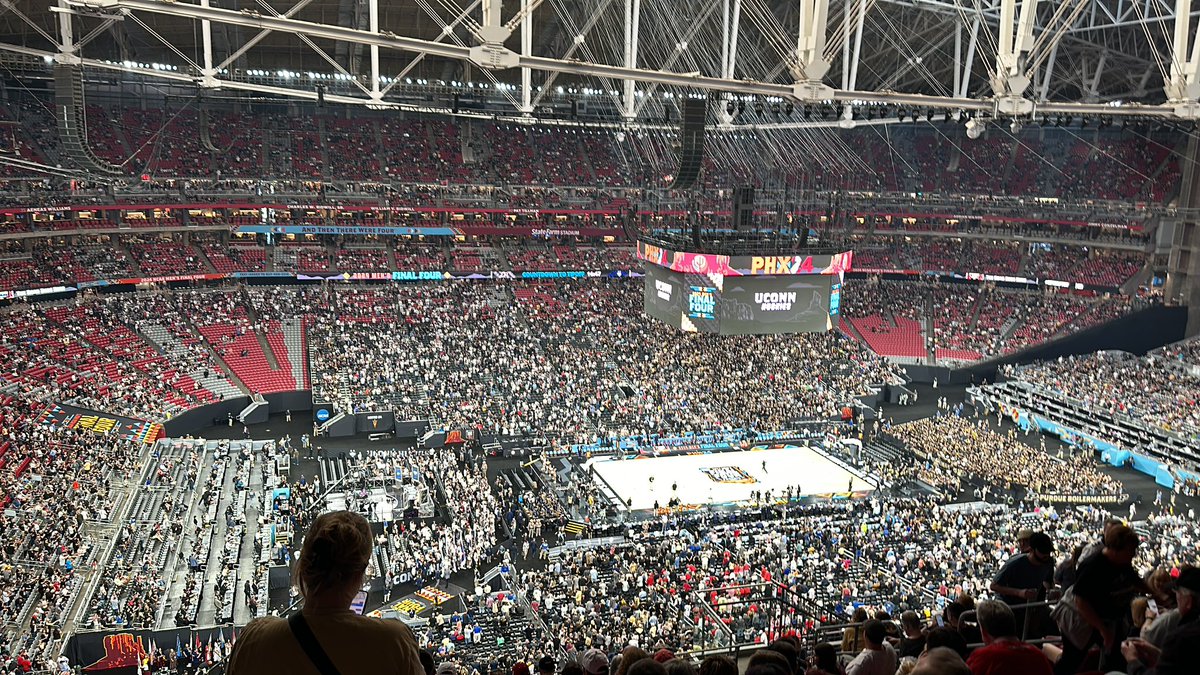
[897,611,926,659]
[1053,524,1156,674]
[991,532,1055,639]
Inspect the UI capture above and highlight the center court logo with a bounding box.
[700,466,757,484]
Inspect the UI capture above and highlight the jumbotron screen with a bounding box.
[642,265,836,334]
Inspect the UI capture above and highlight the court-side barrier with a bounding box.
[565,425,842,457]
[545,534,625,558]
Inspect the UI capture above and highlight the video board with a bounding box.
[643,266,835,334]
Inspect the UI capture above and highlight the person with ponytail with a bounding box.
[227,511,423,675]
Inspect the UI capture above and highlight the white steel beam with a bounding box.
[992,0,1039,113]
[846,0,868,91]
[479,0,510,44]
[520,0,531,113]
[200,0,215,87]
[958,16,981,98]
[369,0,380,100]
[215,0,319,72]
[54,0,77,63]
[726,0,741,79]
[1165,0,1200,105]
[622,0,640,120]
[1087,49,1107,99]
[795,0,832,82]
[718,0,741,125]
[953,19,961,97]
[48,0,1200,119]
[1039,40,1058,101]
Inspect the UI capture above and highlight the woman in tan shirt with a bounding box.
[227,510,424,675]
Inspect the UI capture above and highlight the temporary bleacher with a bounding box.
[972,379,1200,466]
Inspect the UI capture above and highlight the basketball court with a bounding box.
[586,444,874,510]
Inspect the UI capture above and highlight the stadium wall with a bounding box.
[161,390,313,437]
[904,304,1189,385]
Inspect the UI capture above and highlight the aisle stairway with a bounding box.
[281,318,307,389]
[140,323,245,400]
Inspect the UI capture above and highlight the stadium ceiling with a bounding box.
[2,0,1200,123]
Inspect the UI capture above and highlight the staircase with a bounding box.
[140,323,245,399]
[838,316,867,344]
[575,138,599,183]
[241,299,283,371]
[260,129,272,173]
[120,241,144,275]
[924,294,936,364]
[1017,245,1031,276]
[1137,135,1188,200]
[967,293,985,331]
[280,318,308,389]
[316,117,332,177]
[192,325,252,394]
[461,122,478,164]
[1000,140,1021,189]
[197,246,218,273]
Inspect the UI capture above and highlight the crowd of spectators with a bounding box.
[1009,352,1200,439]
[890,416,1124,498]
[430,494,1200,675]
[0,392,144,667]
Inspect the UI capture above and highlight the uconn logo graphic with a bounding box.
[755,292,796,311]
[655,280,673,301]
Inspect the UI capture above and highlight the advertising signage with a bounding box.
[636,241,853,278]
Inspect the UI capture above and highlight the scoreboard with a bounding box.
[643,264,838,335]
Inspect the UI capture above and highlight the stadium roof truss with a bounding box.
[1,0,1200,123]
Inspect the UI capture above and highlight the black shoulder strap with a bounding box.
[288,612,345,675]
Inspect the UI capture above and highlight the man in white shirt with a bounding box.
[846,620,898,675]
